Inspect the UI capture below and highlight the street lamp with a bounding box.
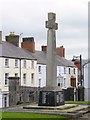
[72,54,82,86]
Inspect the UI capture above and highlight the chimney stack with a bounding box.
[73,60,80,70]
[41,45,65,57]
[56,46,65,57]
[41,45,47,52]
[6,32,19,47]
[21,37,35,53]
[0,31,2,43]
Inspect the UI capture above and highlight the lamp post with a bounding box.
[72,55,84,101]
[72,54,82,86]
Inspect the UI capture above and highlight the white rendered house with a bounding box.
[0,32,78,107]
[21,38,78,89]
[0,41,37,108]
[36,64,78,89]
[33,50,78,89]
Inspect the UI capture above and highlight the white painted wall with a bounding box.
[57,66,67,88]
[37,64,78,89]
[20,60,37,87]
[0,57,37,108]
[36,64,46,87]
[1,58,37,90]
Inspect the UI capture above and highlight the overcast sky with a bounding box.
[0,0,89,59]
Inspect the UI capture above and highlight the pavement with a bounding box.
[78,112,90,120]
[1,103,90,120]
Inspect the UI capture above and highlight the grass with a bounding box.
[65,101,90,105]
[1,112,67,120]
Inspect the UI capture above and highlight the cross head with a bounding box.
[45,12,58,30]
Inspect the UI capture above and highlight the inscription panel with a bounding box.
[38,91,64,106]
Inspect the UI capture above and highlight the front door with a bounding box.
[71,78,76,87]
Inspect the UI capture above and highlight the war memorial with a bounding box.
[38,12,64,106]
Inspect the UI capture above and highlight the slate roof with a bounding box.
[0,41,75,67]
[0,41,36,60]
[57,55,75,67]
[30,51,75,67]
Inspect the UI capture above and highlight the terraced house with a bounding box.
[0,31,78,108]
[0,31,37,108]
[33,47,78,89]
[21,40,78,89]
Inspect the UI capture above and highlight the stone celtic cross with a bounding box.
[45,13,58,88]
[45,13,58,30]
[38,13,65,106]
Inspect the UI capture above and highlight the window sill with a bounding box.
[4,85,9,87]
[5,66,9,68]
[39,72,41,74]
[14,67,19,68]
[22,67,26,69]
[31,68,34,69]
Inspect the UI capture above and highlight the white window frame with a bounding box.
[38,66,41,73]
[5,73,9,85]
[23,73,26,84]
[74,68,75,74]
[64,67,66,74]
[15,73,18,77]
[39,78,41,87]
[23,60,26,68]
[15,59,18,68]
[31,60,34,69]
[5,58,9,67]
[64,78,66,87]
[31,73,34,84]
[69,68,70,74]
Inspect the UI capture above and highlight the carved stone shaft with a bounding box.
[45,12,58,88]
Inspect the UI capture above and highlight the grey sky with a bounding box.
[0,0,88,59]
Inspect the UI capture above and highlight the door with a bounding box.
[3,94,8,108]
[71,77,76,87]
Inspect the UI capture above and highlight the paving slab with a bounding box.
[23,104,78,110]
[2,104,90,120]
[23,104,90,119]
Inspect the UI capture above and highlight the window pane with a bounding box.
[74,68,75,74]
[5,59,9,67]
[38,66,41,73]
[39,79,41,87]
[31,61,34,69]
[64,67,66,74]
[31,73,34,83]
[5,73,9,85]
[15,73,18,77]
[69,68,70,74]
[23,73,26,84]
[15,59,18,67]
[23,60,26,68]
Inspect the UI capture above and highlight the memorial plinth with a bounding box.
[38,13,65,106]
[38,89,64,106]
